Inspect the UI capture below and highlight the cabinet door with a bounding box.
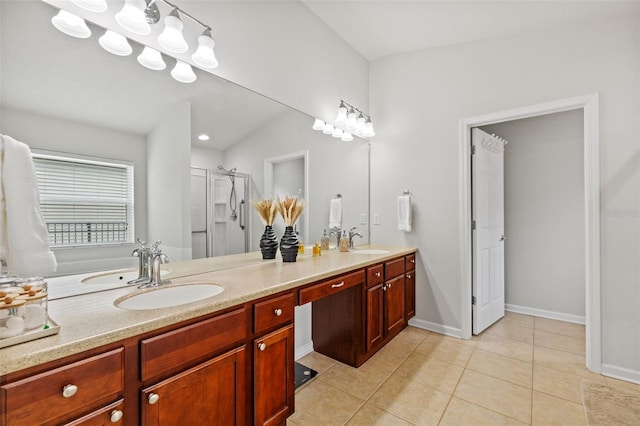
[385,275,406,336]
[63,399,124,426]
[141,346,246,426]
[405,271,416,320]
[366,284,384,351]
[254,324,294,426]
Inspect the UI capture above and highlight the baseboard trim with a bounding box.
[294,341,314,361]
[408,318,463,339]
[601,364,640,385]
[505,304,586,325]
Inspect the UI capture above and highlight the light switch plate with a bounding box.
[359,214,367,225]
[373,214,380,225]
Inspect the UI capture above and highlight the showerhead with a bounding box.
[217,165,237,173]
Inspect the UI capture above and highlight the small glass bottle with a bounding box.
[339,230,350,252]
[298,243,305,254]
[312,242,320,257]
[320,230,330,251]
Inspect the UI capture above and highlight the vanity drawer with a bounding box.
[140,308,246,382]
[299,270,365,305]
[385,258,405,280]
[405,253,416,271]
[367,264,384,288]
[1,348,124,426]
[254,292,295,335]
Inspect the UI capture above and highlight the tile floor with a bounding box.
[288,311,640,425]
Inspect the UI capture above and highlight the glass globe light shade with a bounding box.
[137,46,166,70]
[51,10,91,39]
[192,32,219,69]
[341,132,354,142]
[171,60,197,83]
[312,119,325,131]
[158,10,188,54]
[70,0,108,13]
[98,30,132,56]
[115,0,151,35]
[322,123,334,135]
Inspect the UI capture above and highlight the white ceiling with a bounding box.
[303,1,640,61]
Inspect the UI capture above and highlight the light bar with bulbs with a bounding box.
[311,100,375,141]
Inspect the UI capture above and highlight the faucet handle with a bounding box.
[349,226,358,232]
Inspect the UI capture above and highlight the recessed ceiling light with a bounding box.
[198,134,210,141]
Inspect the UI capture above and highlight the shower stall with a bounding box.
[190,166,250,259]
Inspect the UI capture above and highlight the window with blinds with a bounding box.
[32,153,134,247]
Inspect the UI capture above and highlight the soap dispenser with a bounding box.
[320,229,330,251]
[339,230,350,252]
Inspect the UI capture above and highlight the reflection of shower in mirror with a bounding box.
[218,165,238,221]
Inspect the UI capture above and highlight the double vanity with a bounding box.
[0,246,416,425]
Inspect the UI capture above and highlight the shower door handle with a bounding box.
[239,199,246,230]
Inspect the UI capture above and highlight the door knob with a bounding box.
[500,234,508,241]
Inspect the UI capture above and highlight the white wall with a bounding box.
[370,15,640,378]
[191,146,225,171]
[147,101,192,261]
[0,107,147,275]
[272,158,305,241]
[482,110,585,319]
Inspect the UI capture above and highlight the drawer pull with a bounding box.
[258,342,266,351]
[148,393,160,405]
[388,282,393,289]
[406,274,412,278]
[383,285,387,291]
[331,282,345,288]
[410,259,415,264]
[375,272,381,277]
[62,384,78,398]
[274,308,283,316]
[110,410,123,423]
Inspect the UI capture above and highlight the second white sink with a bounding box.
[115,283,224,310]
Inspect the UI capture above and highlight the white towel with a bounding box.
[0,134,57,276]
[328,197,343,229]
[397,194,412,232]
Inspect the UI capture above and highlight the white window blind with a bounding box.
[32,153,134,247]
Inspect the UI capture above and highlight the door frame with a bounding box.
[459,93,601,373]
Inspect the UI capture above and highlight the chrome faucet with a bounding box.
[138,242,171,288]
[128,238,153,285]
[328,227,341,249]
[348,227,363,250]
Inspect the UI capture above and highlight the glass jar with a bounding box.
[16,278,48,331]
[0,296,26,339]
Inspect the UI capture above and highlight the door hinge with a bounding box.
[472,296,476,305]
[471,145,476,155]
[471,220,476,230]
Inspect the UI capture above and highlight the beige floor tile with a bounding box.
[288,380,364,425]
[297,351,337,374]
[532,391,585,425]
[439,397,527,426]
[369,374,450,425]
[414,336,474,367]
[476,334,533,363]
[467,349,532,388]
[534,317,585,339]
[480,321,534,344]
[427,332,478,347]
[604,376,640,395]
[382,330,427,355]
[504,311,535,328]
[454,370,531,423]
[318,361,391,400]
[394,351,464,394]
[360,345,409,374]
[534,330,585,355]
[286,419,299,426]
[533,365,605,404]
[346,403,413,426]
[533,346,602,380]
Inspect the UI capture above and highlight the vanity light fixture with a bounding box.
[115,0,151,35]
[354,112,366,136]
[137,46,166,70]
[70,0,108,13]
[170,59,197,83]
[345,107,357,131]
[362,119,376,138]
[192,28,219,69]
[332,127,344,138]
[311,100,374,140]
[312,118,326,131]
[158,8,188,53]
[51,10,92,38]
[341,132,354,142]
[98,30,133,56]
[322,123,335,135]
[334,101,348,125]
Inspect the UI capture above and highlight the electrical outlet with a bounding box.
[373,213,380,225]
[359,214,367,225]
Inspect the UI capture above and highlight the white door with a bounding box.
[472,128,505,334]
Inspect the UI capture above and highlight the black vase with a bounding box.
[260,225,278,259]
[279,226,299,263]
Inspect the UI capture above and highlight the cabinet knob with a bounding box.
[383,285,387,291]
[62,384,78,398]
[375,272,381,277]
[410,259,415,264]
[406,274,412,279]
[258,342,266,351]
[148,393,160,405]
[110,410,123,423]
[388,283,392,289]
[274,308,283,316]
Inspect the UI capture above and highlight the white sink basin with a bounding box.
[82,269,169,285]
[115,283,224,310]
[352,249,391,255]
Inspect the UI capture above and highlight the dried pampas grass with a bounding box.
[251,197,277,226]
[277,196,304,226]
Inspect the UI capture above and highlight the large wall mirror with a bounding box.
[0,1,370,297]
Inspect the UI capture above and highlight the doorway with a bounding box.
[459,94,601,372]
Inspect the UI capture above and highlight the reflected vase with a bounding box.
[260,225,278,260]
[279,226,299,263]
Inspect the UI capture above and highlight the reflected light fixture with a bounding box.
[70,0,108,13]
[158,8,188,53]
[171,60,197,83]
[192,28,219,69]
[332,127,344,138]
[322,123,334,135]
[312,118,325,131]
[341,132,354,142]
[115,0,151,35]
[98,30,132,56]
[51,10,92,38]
[311,100,374,141]
[334,101,348,125]
[362,119,376,138]
[137,46,166,70]
[198,134,210,141]
[355,112,366,136]
[345,107,357,131]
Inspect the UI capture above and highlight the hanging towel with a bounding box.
[0,134,57,276]
[397,194,412,232]
[328,197,343,229]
